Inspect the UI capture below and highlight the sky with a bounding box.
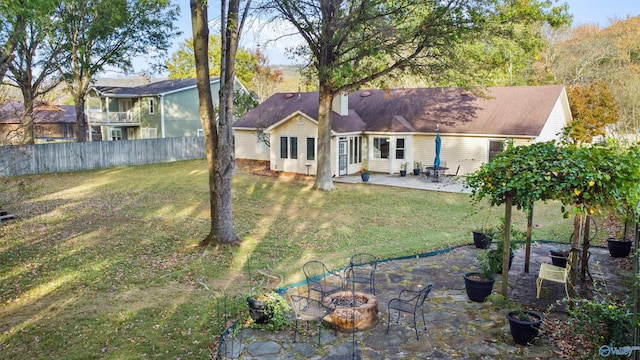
[133,0,640,74]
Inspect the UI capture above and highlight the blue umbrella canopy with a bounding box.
[434,133,441,168]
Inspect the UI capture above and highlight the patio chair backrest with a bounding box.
[415,284,433,310]
[303,260,329,281]
[349,253,377,277]
[289,295,329,319]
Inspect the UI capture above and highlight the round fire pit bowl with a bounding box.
[323,291,379,331]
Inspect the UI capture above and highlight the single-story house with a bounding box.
[232,85,572,177]
[86,77,247,141]
[0,101,80,145]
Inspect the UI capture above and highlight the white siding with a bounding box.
[269,114,318,174]
[410,135,530,176]
[536,89,572,142]
[234,130,270,161]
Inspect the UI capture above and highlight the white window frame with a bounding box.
[373,137,390,159]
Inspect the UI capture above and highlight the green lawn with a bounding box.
[0,159,575,359]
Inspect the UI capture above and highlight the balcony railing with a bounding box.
[86,111,140,125]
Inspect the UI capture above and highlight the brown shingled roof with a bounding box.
[234,85,566,137]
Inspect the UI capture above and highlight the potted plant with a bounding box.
[463,249,497,303]
[549,247,570,267]
[489,218,525,273]
[506,309,543,345]
[413,161,422,176]
[246,292,291,329]
[607,207,633,258]
[361,168,371,182]
[472,223,497,249]
[400,162,408,177]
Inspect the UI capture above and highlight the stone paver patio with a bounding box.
[219,242,632,359]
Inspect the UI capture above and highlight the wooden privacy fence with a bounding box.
[0,137,206,177]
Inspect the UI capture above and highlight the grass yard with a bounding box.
[0,159,576,359]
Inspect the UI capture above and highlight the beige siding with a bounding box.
[234,130,270,160]
[410,135,529,176]
[269,114,318,174]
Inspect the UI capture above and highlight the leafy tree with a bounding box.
[268,0,570,191]
[0,1,19,82]
[549,18,640,136]
[191,0,251,247]
[567,81,619,145]
[5,0,61,144]
[251,50,283,101]
[166,35,259,88]
[50,0,180,142]
[467,139,640,296]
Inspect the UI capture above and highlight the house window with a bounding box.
[111,128,122,141]
[290,137,298,159]
[280,137,288,158]
[488,140,504,162]
[395,138,405,159]
[149,99,155,115]
[62,124,69,138]
[349,136,361,164]
[373,137,390,159]
[306,137,315,161]
[197,129,204,137]
[280,136,298,159]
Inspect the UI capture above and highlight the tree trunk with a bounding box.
[581,215,591,281]
[20,90,35,145]
[313,85,335,191]
[568,214,582,298]
[191,0,239,247]
[524,203,533,273]
[73,95,86,142]
[501,196,512,297]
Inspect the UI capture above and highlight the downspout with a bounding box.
[160,94,165,138]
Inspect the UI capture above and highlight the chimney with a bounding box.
[332,92,349,116]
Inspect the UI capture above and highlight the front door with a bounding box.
[339,140,347,175]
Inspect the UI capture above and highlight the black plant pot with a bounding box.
[550,249,570,267]
[496,252,515,274]
[247,297,270,324]
[607,238,632,258]
[507,310,543,345]
[361,173,370,182]
[400,170,407,177]
[472,231,492,249]
[413,169,420,175]
[463,272,495,303]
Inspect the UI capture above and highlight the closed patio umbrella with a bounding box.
[434,133,441,169]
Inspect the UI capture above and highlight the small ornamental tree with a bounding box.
[467,139,640,297]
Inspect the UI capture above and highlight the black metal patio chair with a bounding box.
[303,260,344,300]
[386,284,433,340]
[344,253,378,294]
[289,295,335,345]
